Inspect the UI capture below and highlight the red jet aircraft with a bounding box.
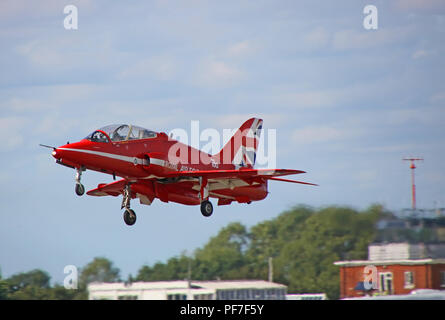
[41,118,316,226]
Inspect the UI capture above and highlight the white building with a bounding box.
[88,280,287,300]
[368,242,445,260]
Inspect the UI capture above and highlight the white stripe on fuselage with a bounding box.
[58,147,167,166]
[59,147,137,163]
[57,147,165,177]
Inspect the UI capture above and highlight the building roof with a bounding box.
[192,280,287,290]
[88,280,190,291]
[88,280,286,292]
[334,258,445,267]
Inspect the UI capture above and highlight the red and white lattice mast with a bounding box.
[403,158,423,210]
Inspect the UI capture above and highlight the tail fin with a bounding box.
[215,118,263,169]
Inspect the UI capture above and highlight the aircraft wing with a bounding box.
[86,168,316,199]
[86,179,127,197]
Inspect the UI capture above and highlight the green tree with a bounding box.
[5,269,52,300]
[0,279,7,300]
[246,205,314,279]
[48,284,79,300]
[0,270,8,300]
[193,222,249,280]
[136,254,191,282]
[274,205,382,299]
[78,257,120,294]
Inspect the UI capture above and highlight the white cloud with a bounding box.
[226,41,252,57]
[291,126,347,145]
[0,0,96,22]
[1,84,103,113]
[430,92,445,104]
[394,0,445,13]
[214,113,286,129]
[118,56,177,81]
[302,27,330,51]
[412,50,429,59]
[332,27,413,51]
[385,106,445,126]
[0,116,28,150]
[193,60,245,88]
[4,97,53,112]
[266,87,355,110]
[354,144,418,154]
[16,39,67,68]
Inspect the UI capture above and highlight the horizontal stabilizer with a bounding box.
[267,177,318,186]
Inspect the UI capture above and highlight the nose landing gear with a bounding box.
[123,208,137,226]
[75,167,85,196]
[121,184,137,226]
[75,183,85,196]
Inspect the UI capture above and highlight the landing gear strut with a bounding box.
[75,167,85,196]
[121,184,136,226]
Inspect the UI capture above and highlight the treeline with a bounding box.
[0,205,385,300]
[0,257,120,300]
[135,205,383,299]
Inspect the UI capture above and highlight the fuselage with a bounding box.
[42,119,314,226]
[54,134,234,180]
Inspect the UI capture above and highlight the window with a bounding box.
[266,289,276,300]
[108,124,157,142]
[236,289,246,300]
[85,130,110,142]
[441,271,445,287]
[404,271,415,289]
[216,290,225,300]
[91,131,109,142]
[88,124,157,142]
[194,294,213,300]
[167,294,187,300]
[118,295,138,300]
[379,272,393,294]
[275,289,283,300]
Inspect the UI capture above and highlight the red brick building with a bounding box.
[334,243,445,299]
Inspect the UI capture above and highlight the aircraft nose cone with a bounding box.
[52,148,62,159]
[52,144,69,160]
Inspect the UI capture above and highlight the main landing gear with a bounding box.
[75,167,85,196]
[122,184,136,226]
[200,200,213,217]
[199,177,213,217]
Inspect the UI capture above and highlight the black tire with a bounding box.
[123,209,137,226]
[200,200,213,217]
[75,183,85,196]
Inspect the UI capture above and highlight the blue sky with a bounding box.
[1,0,444,284]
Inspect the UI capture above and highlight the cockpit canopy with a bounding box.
[85,124,157,142]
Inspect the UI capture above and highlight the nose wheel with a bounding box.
[75,183,85,196]
[121,184,137,226]
[74,167,85,196]
[123,208,137,226]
